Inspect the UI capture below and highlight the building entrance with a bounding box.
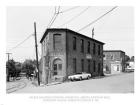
[53,58,62,76]
[111,63,121,74]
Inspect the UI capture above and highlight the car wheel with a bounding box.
[79,77,82,81]
[87,76,90,79]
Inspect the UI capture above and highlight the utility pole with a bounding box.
[6,53,12,82]
[34,22,40,86]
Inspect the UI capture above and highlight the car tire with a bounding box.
[87,76,90,79]
[79,77,82,81]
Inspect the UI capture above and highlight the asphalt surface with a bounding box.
[12,72,134,93]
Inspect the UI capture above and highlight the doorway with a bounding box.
[53,58,62,76]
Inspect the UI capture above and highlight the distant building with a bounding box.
[125,59,135,72]
[103,50,125,74]
[40,28,104,84]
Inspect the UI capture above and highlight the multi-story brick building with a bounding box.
[103,50,125,74]
[40,28,104,84]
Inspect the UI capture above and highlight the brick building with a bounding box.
[40,28,104,84]
[103,50,125,74]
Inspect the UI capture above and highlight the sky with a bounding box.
[6,6,134,62]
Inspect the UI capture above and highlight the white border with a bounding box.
[0,0,139,105]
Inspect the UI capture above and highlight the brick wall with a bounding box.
[66,31,104,77]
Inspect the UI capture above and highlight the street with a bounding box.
[6,77,32,93]
[7,72,134,93]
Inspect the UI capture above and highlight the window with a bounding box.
[103,54,106,60]
[58,64,62,70]
[73,58,76,73]
[98,63,101,74]
[105,64,109,71]
[117,65,119,71]
[53,59,62,75]
[98,45,101,55]
[87,41,90,53]
[73,37,76,50]
[80,39,84,53]
[111,55,114,60]
[53,64,57,75]
[53,34,62,50]
[87,60,91,73]
[81,59,84,72]
[93,43,96,55]
[93,60,96,72]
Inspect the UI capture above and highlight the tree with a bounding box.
[125,55,130,62]
[22,59,36,80]
[15,62,22,78]
[130,56,134,61]
[6,59,16,81]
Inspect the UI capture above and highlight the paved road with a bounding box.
[14,72,134,93]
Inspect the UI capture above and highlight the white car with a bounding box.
[68,72,91,81]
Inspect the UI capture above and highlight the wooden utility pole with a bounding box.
[6,53,12,82]
[34,22,40,86]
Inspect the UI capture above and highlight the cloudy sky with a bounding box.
[6,6,134,62]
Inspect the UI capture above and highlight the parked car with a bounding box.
[68,72,91,81]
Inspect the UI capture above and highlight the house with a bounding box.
[125,59,134,72]
[40,28,104,84]
[103,50,125,74]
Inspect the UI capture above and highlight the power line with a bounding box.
[59,6,80,14]
[47,14,57,28]
[8,34,33,52]
[47,6,57,28]
[48,6,60,28]
[58,7,90,28]
[47,6,60,28]
[78,6,118,32]
[48,13,59,28]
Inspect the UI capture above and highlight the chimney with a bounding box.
[92,28,94,38]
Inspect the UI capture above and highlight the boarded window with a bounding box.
[93,43,96,55]
[98,45,101,55]
[53,34,62,50]
[73,58,76,73]
[87,41,90,53]
[98,63,101,74]
[93,60,96,72]
[73,37,76,50]
[80,39,84,53]
[81,59,84,72]
[87,60,91,73]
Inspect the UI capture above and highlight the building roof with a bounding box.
[104,50,125,53]
[40,28,105,44]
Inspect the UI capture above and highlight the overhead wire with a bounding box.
[47,6,60,28]
[77,6,118,32]
[59,6,80,14]
[58,6,90,28]
[47,6,57,28]
[8,34,33,52]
